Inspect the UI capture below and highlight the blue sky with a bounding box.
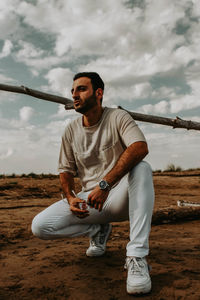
[0,0,200,174]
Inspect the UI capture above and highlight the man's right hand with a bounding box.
[68,197,89,218]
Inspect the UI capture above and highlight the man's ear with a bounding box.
[96,88,103,98]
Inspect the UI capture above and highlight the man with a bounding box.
[32,72,154,295]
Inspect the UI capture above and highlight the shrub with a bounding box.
[164,164,182,172]
[7,173,16,178]
[27,172,39,178]
[154,169,162,173]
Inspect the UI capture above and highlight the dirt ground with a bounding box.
[0,171,200,300]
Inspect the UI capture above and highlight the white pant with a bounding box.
[32,161,154,257]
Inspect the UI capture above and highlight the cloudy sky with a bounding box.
[0,0,200,174]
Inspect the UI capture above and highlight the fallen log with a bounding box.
[1,83,200,130]
[152,207,200,225]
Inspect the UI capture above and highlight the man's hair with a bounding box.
[73,72,104,92]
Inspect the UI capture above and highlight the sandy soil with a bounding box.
[0,172,200,300]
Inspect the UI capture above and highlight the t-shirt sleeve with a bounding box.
[116,109,146,147]
[58,126,77,176]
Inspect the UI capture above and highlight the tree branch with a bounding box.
[1,83,200,131]
[118,106,200,131]
[0,83,74,109]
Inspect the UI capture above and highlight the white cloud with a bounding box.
[0,148,13,160]
[191,1,200,18]
[17,40,44,60]
[16,54,69,72]
[0,74,17,103]
[0,40,13,58]
[51,104,77,119]
[10,0,199,99]
[139,93,200,115]
[45,67,74,96]
[0,73,14,83]
[19,106,34,123]
[140,100,170,115]
[45,120,71,139]
[14,40,53,73]
[102,81,152,105]
[0,91,17,104]
[15,0,185,63]
[0,0,20,39]
[170,95,200,113]
[173,46,195,66]
[15,40,69,72]
[166,61,200,113]
[144,126,200,170]
[0,113,73,173]
[189,116,200,123]
[132,83,152,98]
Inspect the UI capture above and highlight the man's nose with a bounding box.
[72,90,80,100]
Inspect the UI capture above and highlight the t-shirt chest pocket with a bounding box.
[99,140,124,163]
[99,144,113,163]
[74,150,101,176]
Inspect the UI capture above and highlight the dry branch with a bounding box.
[177,200,200,207]
[118,106,200,131]
[1,83,200,131]
[0,83,74,109]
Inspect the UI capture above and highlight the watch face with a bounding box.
[99,180,107,190]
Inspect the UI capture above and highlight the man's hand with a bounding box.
[68,197,89,218]
[87,186,109,212]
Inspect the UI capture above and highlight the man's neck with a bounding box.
[83,106,104,127]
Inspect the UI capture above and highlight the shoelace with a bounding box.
[125,257,152,274]
[125,257,145,276]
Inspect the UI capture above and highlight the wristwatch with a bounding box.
[99,180,111,191]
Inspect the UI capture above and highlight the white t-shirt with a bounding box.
[58,107,146,191]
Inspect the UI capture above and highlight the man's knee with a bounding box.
[129,161,153,181]
[31,214,49,240]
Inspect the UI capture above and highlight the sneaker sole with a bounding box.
[127,281,151,295]
[86,248,105,257]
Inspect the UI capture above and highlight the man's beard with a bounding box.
[74,93,98,114]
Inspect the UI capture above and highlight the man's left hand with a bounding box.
[87,186,109,212]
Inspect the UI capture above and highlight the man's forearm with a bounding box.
[59,172,76,202]
[103,141,148,187]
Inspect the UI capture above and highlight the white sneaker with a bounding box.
[86,223,112,257]
[125,257,151,294]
